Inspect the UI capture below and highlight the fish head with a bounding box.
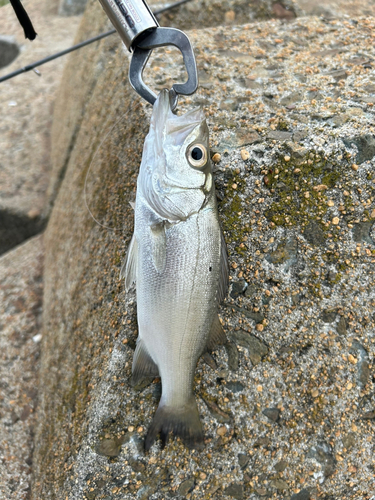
[139,90,214,221]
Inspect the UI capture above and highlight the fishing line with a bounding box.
[84,98,138,232]
[0,0,193,83]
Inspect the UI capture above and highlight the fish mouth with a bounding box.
[151,89,205,148]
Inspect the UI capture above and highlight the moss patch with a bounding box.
[265,150,347,230]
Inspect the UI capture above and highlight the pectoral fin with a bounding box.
[218,230,229,303]
[120,234,138,291]
[206,314,227,351]
[150,222,167,273]
[132,339,159,385]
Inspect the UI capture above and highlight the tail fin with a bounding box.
[145,397,204,451]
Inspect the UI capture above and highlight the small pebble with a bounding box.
[332,217,340,225]
[224,10,236,22]
[327,200,335,207]
[351,164,359,171]
[217,425,227,436]
[241,149,250,160]
[284,155,290,162]
[212,153,221,163]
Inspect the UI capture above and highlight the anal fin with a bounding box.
[206,314,227,351]
[132,339,159,386]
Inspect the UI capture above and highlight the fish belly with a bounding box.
[136,204,221,408]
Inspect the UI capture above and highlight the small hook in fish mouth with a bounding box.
[128,27,198,109]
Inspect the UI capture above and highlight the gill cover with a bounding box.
[137,90,212,221]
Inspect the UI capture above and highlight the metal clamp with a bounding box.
[129,27,198,109]
[98,0,198,108]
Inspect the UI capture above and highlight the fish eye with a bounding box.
[187,144,207,168]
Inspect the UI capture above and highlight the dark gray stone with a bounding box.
[280,91,303,106]
[336,316,347,335]
[96,438,121,457]
[0,36,20,69]
[262,407,280,422]
[341,432,356,451]
[238,453,249,469]
[343,135,375,164]
[307,90,323,101]
[178,478,195,496]
[244,284,258,298]
[291,489,311,500]
[352,221,374,245]
[270,478,288,490]
[230,280,248,298]
[224,483,244,499]
[254,436,271,447]
[303,221,326,246]
[230,304,264,323]
[293,129,308,142]
[321,308,338,323]
[129,458,145,472]
[267,130,293,142]
[220,128,261,149]
[226,342,239,371]
[350,341,370,388]
[274,460,288,472]
[225,381,245,393]
[233,330,268,365]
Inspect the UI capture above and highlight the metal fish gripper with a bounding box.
[98,0,198,110]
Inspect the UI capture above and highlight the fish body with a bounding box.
[122,90,228,450]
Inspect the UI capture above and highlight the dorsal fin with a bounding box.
[132,339,159,386]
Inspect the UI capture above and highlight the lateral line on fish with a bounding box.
[178,215,200,372]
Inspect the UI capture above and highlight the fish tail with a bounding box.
[145,397,204,451]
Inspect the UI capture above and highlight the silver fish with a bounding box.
[121,89,228,450]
